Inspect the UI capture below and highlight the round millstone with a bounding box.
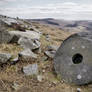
[54,32,92,85]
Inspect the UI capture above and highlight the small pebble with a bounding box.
[77,88,81,92]
[42,69,45,73]
[12,82,20,91]
[37,75,43,82]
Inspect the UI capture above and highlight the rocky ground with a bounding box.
[0,15,91,92]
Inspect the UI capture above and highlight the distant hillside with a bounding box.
[29,18,74,28]
[27,18,92,32]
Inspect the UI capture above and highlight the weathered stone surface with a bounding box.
[0,30,14,43]
[18,37,35,50]
[23,63,38,76]
[0,53,12,64]
[9,30,41,40]
[34,40,41,49]
[1,18,18,26]
[44,45,59,59]
[18,49,37,61]
[45,51,56,59]
[18,37,41,50]
[54,32,92,85]
[46,45,59,51]
[9,34,19,43]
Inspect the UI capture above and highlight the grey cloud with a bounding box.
[1,2,92,20]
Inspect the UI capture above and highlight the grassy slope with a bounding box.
[0,22,91,92]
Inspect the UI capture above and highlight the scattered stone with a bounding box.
[77,88,81,92]
[18,37,41,50]
[23,63,38,76]
[12,82,20,91]
[44,45,59,59]
[46,45,59,51]
[18,49,37,61]
[46,34,50,41]
[0,53,12,64]
[37,75,43,82]
[41,56,48,61]
[45,51,56,59]
[42,69,45,73]
[10,57,19,65]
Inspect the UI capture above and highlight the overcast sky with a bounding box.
[0,0,92,20]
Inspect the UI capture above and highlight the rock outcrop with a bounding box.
[0,15,41,65]
[9,30,41,40]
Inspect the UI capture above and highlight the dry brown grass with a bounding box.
[0,22,90,92]
[0,43,23,57]
[32,22,72,45]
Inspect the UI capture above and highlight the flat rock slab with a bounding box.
[9,30,41,40]
[23,64,38,76]
[1,18,18,26]
[46,45,59,51]
[45,51,56,59]
[54,32,92,85]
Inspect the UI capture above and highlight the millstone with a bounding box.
[54,32,92,85]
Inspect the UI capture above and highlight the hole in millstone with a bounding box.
[72,53,83,64]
